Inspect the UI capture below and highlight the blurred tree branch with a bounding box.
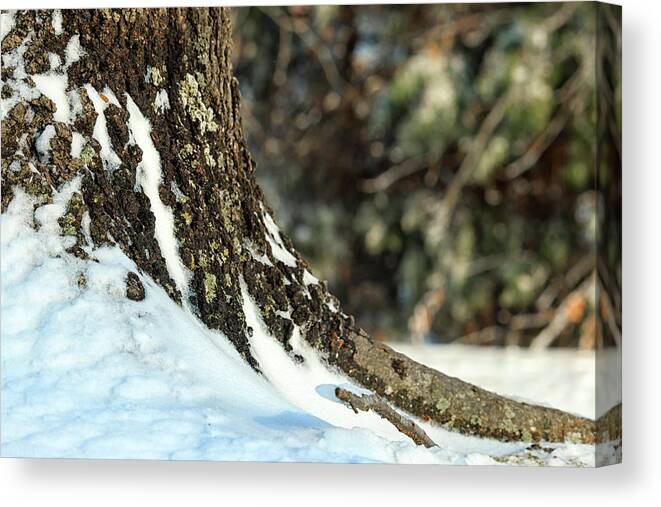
[259,6,352,95]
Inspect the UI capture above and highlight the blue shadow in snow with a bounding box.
[315,383,372,402]
[254,410,332,431]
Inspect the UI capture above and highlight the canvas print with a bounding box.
[0,3,621,466]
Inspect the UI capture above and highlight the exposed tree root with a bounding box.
[331,329,621,445]
[335,387,437,448]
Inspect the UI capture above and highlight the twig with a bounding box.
[259,7,350,95]
[536,254,594,311]
[597,257,621,313]
[504,94,578,180]
[408,286,445,344]
[429,87,514,239]
[455,325,505,346]
[412,6,518,50]
[335,387,437,448]
[505,69,587,180]
[272,23,292,89]
[408,255,504,343]
[530,274,594,349]
[598,279,622,347]
[360,156,428,194]
[510,312,553,331]
[540,2,580,33]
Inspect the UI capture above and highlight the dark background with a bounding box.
[232,3,621,347]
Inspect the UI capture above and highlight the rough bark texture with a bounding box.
[1,8,620,445]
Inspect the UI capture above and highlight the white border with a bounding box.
[3,0,661,505]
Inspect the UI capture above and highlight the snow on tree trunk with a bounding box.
[1,7,619,445]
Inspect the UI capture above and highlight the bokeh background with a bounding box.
[232,2,621,348]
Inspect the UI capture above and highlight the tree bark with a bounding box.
[1,7,619,445]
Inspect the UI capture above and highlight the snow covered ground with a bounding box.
[1,187,614,466]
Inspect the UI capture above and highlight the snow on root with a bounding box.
[240,278,413,442]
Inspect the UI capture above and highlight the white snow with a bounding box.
[1,11,15,43]
[67,88,83,119]
[32,72,70,123]
[84,84,121,171]
[303,268,319,286]
[48,52,61,70]
[1,31,40,120]
[102,86,120,107]
[64,35,83,68]
[262,208,298,267]
[2,30,31,80]
[2,30,82,123]
[125,93,191,302]
[70,131,85,158]
[169,181,186,203]
[154,89,170,114]
[244,240,273,266]
[0,189,611,465]
[51,9,63,35]
[35,124,56,163]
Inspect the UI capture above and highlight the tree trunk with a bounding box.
[1,7,619,445]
